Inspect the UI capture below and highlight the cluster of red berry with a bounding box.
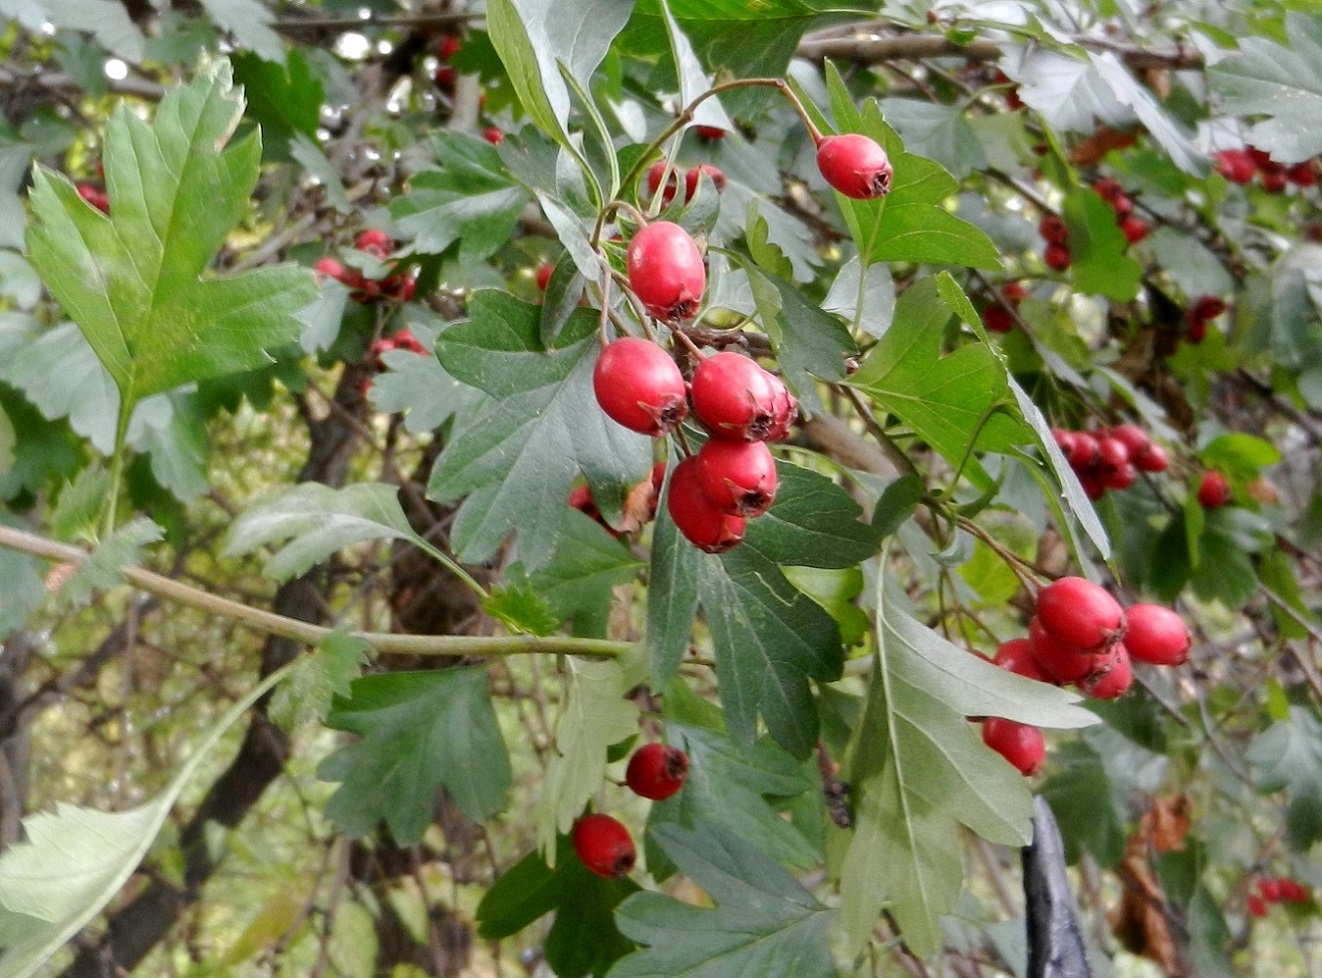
[980,281,1029,333]
[367,328,427,370]
[571,743,689,878]
[314,229,416,303]
[1184,294,1226,344]
[1038,213,1072,271]
[432,33,462,92]
[1214,147,1319,192]
[1052,423,1169,500]
[983,577,1191,775]
[1093,177,1149,244]
[645,160,726,208]
[1247,875,1311,917]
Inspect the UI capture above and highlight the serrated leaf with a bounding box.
[538,657,640,861]
[1039,740,1128,867]
[880,98,988,179]
[318,669,511,843]
[231,49,324,162]
[25,61,317,420]
[7,0,144,62]
[269,632,369,731]
[1210,12,1322,164]
[824,68,1000,270]
[1246,707,1322,850]
[390,132,529,259]
[652,0,732,132]
[1013,48,1131,134]
[483,577,562,637]
[0,514,43,635]
[836,592,1094,958]
[645,489,702,688]
[429,292,652,571]
[56,518,163,609]
[0,658,292,977]
[647,720,818,880]
[223,482,420,581]
[50,466,111,543]
[609,823,835,978]
[369,346,486,435]
[1089,52,1202,175]
[1063,188,1142,301]
[742,462,880,570]
[197,0,284,62]
[822,256,894,339]
[847,277,1026,490]
[527,509,646,637]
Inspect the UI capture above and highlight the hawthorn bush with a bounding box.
[0,1,1320,977]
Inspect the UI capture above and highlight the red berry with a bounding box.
[666,457,746,553]
[1092,177,1124,203]
[982,305,1015,333]
[646,161,682,206]
[694,438,778,517]
[1214,150,1256,185]
[1079,643,1133,699]
[624,743,689,800]
[695,125,727,141]
[483,126,504,145]
[1108,424,1150,457]
[685,163,726,199]
[1247,894,1268,918]
[1260,164,1289,193]
[1028,615,1097,685]
[436,34,462,60]
[1044,241,1072,271]
[572,813,636,878]
[1135,443,1169,473]
[1109,193,1135,219]
[390,329,426,355]
[355,228,392,258]
[592,337,688,436]
[1120,215,1150,244]
[815,133,893,199]
[1258,878,1283,902]
[568,483,601,520]
[1197,470,1232,508]
[1067,432,1100,469]
[1095,436,1132,472]
[77,183,109,213]
[434,66,457,89]
[1001,281,1030,303]
[1100,461,1137,491]
[535,262,554,291]
[1287,160,1319,187]
[1052,428,1079,459]
[1036,576,1125,652]
[1191,295,1227,321]
[982,717,1045,776]
[1124,604,1190,666]
[1038,213,1069,245]
[992,637,1051,683]
[626,221,705,322]
[1186,316,1208,344]
[314,256,347,282]
[690,351,790,442]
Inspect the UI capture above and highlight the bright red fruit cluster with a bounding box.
[646,160,727,208]
[1052,423,1168,499]
[984,577,1190,775]
[1247,876,1311,917]
[1215,147,1320,193]
[1184,294,1226,344]
[1038,212,1071,271]
[314,229,416,303]
[1093,177,1149,244]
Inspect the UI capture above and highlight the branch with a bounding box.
[0,524,628,660]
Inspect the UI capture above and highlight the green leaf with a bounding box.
[55,518,163,609]
[742,461,880,570]
[647,719,818,880]
[196,0,284,62]
[645,487,702,688]
[650,0,732,132]
[1246,706,1322,850]
[847,278,1021,489]
[527,510,646,637]
[223,482,424,581]
[835,593,1094,958]
[319,669,512,843]
[0,514,44,635]
[25,60,317,418]
[269,632,369,732]
[1088,53,1203,175]
[50,466,111,543]
[478,837,640,978]
[1062,188,1142,301]
[368,346,487,437]
[1198,433,1282,479]
[880,98,988,179]
[3,0,144,62]
[537,657,641,860]
[1211,12,1322,164]
[824,69,1000,270]
[486,0,634,149]
[0,658,293,977]
[231,49,324,163]
[1038,740,1128,867]
[390,132,530,260]
[429,292,652,571]
[609,822,835,978]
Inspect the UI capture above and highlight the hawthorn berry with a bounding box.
[436,34,462,60]
[694,125,726,141]
[1108,424,1150,457]
[535,262,554,291]
[1214,149,1256,184]
[1080,643,1133,699]
[982,305,1015,333]
[625,743,689,800]
[1135,442,1169,473]
[355,228,392,258]
[1197,470,1232,508]
[1044,241,1072,271]
[77,183,110,214]
[1036,576,1125,652]
[483,126,504,145]
[1028,615,1097,685]
[981,717,1045,776]
[690,352,794,442]
[1038,214,1069,245]
[685,163,726,198]
[572,813,636,878]
[626,221,706,322]
[992,637,1051,684]
[1124,603,1190,666]
[592,337,688,436]
[694,437,778,517]
[1120,215,1150,244]
[667,457,746,553]
[314,256,347,282]
[645,161,682,206]
[815,133,893,199]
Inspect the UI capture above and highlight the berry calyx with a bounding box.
[1123,604,1190,666]
[625,743,689,800]
[592,337,688,436]
[694,438,778,517]
[1035,576,1125,652]
[667,457,746,553]
[690,352,794,442]
[1198,470,1232,508]
[982,717,1045,776]
[815,133,893,199]
[572,813,636,878]
[1080,643,1133,699]
[626,221,706,322]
